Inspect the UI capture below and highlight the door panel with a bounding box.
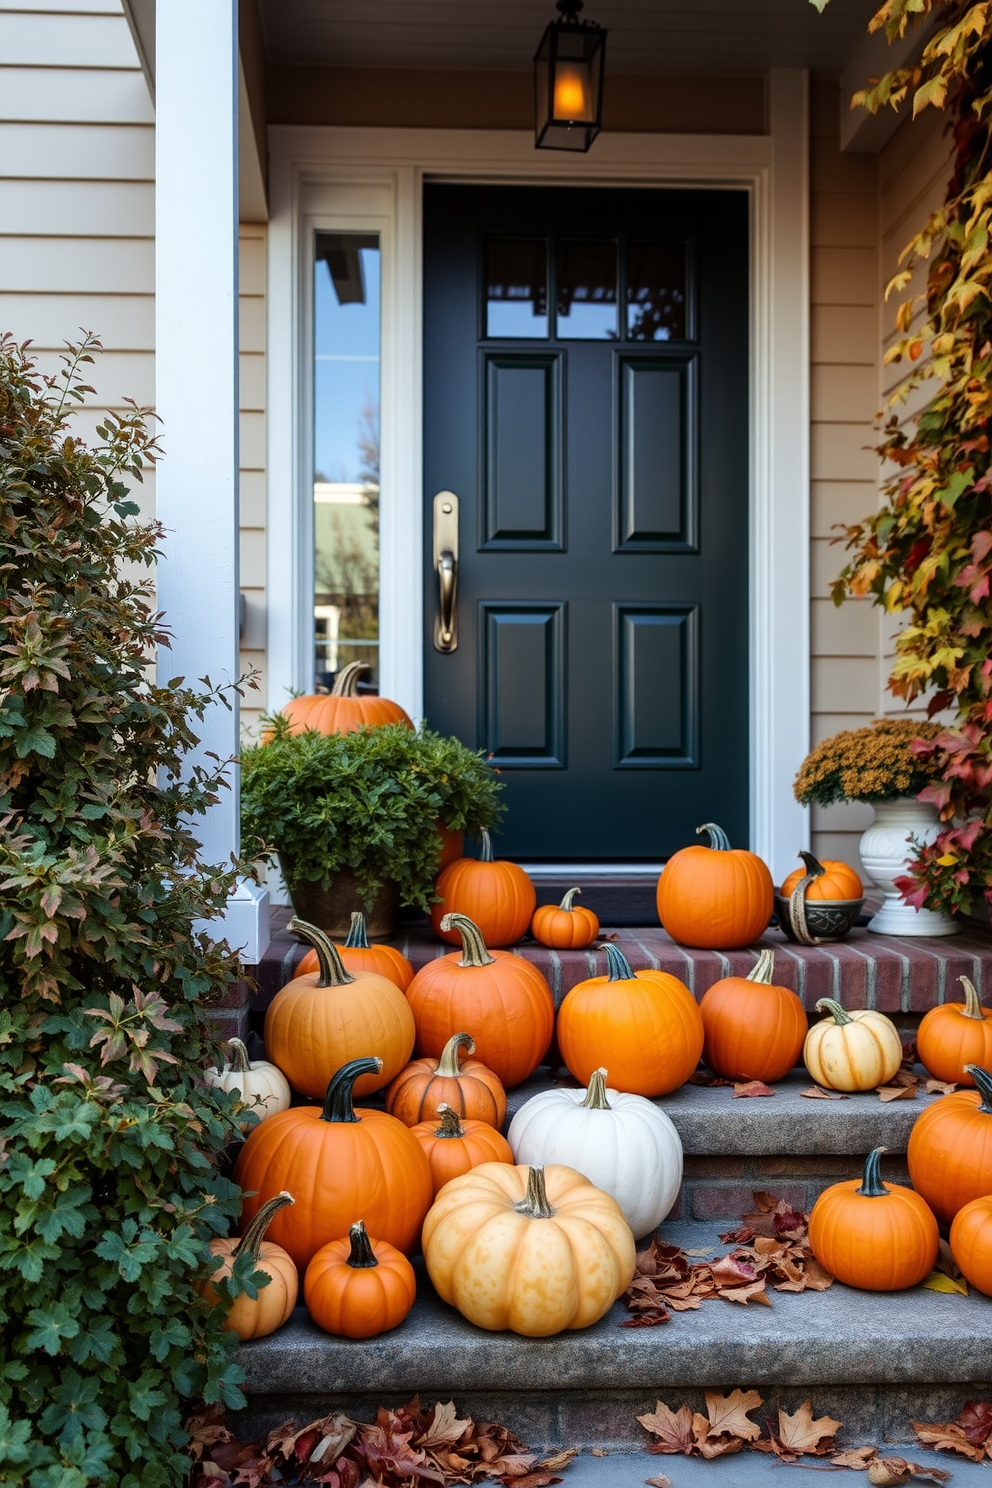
[423,184,749,861]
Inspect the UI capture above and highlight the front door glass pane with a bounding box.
[557,239,617,339]
[627,241,687,341]
[313,231,381,690]
[486,239,549,338]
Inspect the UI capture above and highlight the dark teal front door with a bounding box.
[422,184,749,861]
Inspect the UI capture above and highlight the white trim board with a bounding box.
[266,76,810,883]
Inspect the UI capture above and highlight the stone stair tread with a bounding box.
[543,1451,992,1484]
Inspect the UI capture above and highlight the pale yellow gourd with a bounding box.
[204,1037,292,1128]
[803,999,902,1092]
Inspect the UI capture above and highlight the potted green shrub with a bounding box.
[240,715,503,935]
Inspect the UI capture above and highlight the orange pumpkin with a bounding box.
[556,943,703,1097]
[949,1195,992,1297]
[808,1147,938,1292]
[296,910,414,992]
[274,660,412,737]
[233,1057,433,1269]
[406,913,554,1089]
[906,1063,992,1226]
[429,829,536,948]
[531,888,600,949]
[265,918,415,1099]
[437,822,465,869]
[385,1032,507,1129]
[781,851,863,901]
[304,1221,417,1338]
[411,1104,514,1197]
[656,822,773,950]
[700,948,807,1083]
[916,976,992,1088]
[197,1191,298,1340]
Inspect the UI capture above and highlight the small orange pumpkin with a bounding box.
[808,1147,938,1291]
[197,1191,298,1340]
[296,910,414,992]
[656,822,773,950]
[429,829,536,948]
[385,1032,507,1129]
[700,948,807,1083]
[950,1194,992,1296]
[916,976,992,1088]
[410,1104,514,1196]
[531,888,600,949]
[907,1063,992,1226]
[273,660,412,737]
[304,1220,417,1338]
[781,851,863,901]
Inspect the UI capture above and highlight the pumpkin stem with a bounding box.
[581,1068,612,1110]
[225,1037,252,1074]
[559,887,582,911]
[346,1220,379,1269]
[288,917,355,988]
[960,976,986,1021]
[320,1057,383,1124]
[331,660,369,697]
[234,1191,294,1261]
[786,875,821,947]
[814,997,853,1027]
[696,823,732,852]
[515,1164,557,1220]
[797,850,826,879]
[478,828,494,863]
[440,913,497,968]
[746,949,776,985]
[434,1032,475,1077]
[434,1103,466,1138]
[344,912,372,950]
[964,1065,992,1113]
[602,942,636,983]
[855,1147,890,1198]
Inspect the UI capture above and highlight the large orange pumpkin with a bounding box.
[406,913,554,1089]
[556,943,703,1097]
[700,948,807,1083]
[410,1104,514,1197]
[296,911,414,992]
[274,660,412,737]
[656,823,773,950]
[781,851,863,901]
[807,1147,938,1292]
[385,1032,507,1129]
[531,888,600,950]
[265,918,415,1099]
[233,1057,433,1269]
[429,829,536,948]
[906,1063,992,1226]
[950,1195,992,1297]
[197,1191,299,1340]
[304,1221,417,1338]
[916,976,992,1088]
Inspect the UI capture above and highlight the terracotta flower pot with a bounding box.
[278,855,400,939]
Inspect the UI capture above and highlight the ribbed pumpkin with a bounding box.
[656,823,773,950]
[556,943,703,1097]
[530,888,600,949]
[907,1063,992,1226]
[296,911,414,992]
[232,1057,433,1268]
[265,918,415,1099]
[803,999,903,1093]
[274,660,412,737]
[700,949,807,1083]
[437,823,464,869]
[204,1037,292,1128]
[385,1032,507,1129]
[949,1195,992,1297]
[807,1147,938,1292]
[781,851,863,901]
[916,976,992,1088]
[406,913,554,1088]
[429,829,536,948]
[410,1104,514,1197]
[304,1221,417,1338]
[197,1192,298,1340]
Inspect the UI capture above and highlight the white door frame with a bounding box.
[266,70,810,882]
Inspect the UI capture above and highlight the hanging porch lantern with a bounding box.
[534,0,607,153]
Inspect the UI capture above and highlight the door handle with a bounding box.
[433,491,459,652]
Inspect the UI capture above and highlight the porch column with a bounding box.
[155,0,269,963]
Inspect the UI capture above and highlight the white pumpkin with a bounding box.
[506,1067,682,1239]
[205,1038,291,1127]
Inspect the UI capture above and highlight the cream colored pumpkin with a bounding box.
[803,999,902,1092]
[506,1067,682,1239]
[205,1038,291,1127]
[422,1162,635,1337]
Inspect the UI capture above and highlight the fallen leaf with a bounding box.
[925,1078,958,1095]
[955,1398,992,1446]
[868,1456,951,1484]
[589,1449,608,1457]
[759,1400,843,1461]
[702,1389,764,1442]
[638,1401,696,1454]
[733,1080,776,1098]
[721,1280,772,1305]
[801,1085,849,1099]
[831,1445,879,1468]
[889,1069,921,1088]
[644,1476,673,1487]
[534,1450,578,1470]
[416,1401,473,1448]
[688,1070,732,1086]
[876,1084,917,1101]
[910,1419,986,1461]
[919,1269,968,1294]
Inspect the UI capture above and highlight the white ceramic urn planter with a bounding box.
[859,798,959,937]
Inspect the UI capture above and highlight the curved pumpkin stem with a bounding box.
[347,1220,379,1269]
[559,887,583,911]
[855,1147,890,1198]
[344,912,372,950]
[602,942,636,983]
[434,1103,466,1138]
[964,1065,992,1113]
[234,1191,294,1260]
[331,660,369,697]
[320,1057,383,1124]
[439,913,497,968]
[746,949,776,986]
[815,997,853,1027]
[478,828,494,863]
[289,917,355,988]
[960,976,986,1021]
[581,1068,612,1110]
[786,874,821,948]
[696,823,732,851]
[434,1032,475,1076]
[225,1037,252,1074]
[514,1164,557,1220]
[798,850,826,879]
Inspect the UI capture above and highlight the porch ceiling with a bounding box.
[257,0,880,79]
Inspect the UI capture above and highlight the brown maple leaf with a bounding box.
[415,1402,472,1450]
[925,1078,958,1095]
[877,1084,917,1102]
[691,1412,745,1457]
[709,1253,760,1288]
[533,1450,578,1471]
[702,1389,764,1442]
[801,1084,849,1099]
[757,1400,843,1460]
[831,1444,879,1468]
[910,1419,986,1461]
[868,1457,951,1485]
[637,1401,696,1454]
[620,1307,672,1326]
[733,1080,776,1097]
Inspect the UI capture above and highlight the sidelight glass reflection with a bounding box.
[486,239,549,338]
[627,241,687,341]
[556,239,617,339]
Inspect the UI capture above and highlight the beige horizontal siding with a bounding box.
[0,9,137,65]
[0,120,154,178]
